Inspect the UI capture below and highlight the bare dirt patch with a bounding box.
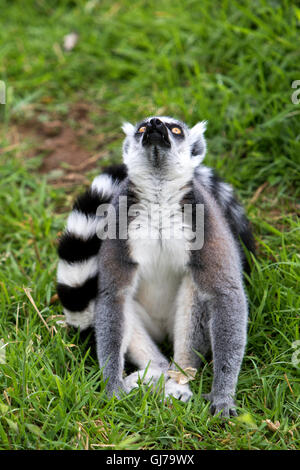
[8,102,111,187]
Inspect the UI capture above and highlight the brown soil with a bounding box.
[7,102,110,187]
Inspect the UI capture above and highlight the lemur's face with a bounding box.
[122,116,207,174]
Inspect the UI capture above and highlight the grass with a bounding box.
[0,0,299,450]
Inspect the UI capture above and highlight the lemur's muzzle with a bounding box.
[142,118,171,148]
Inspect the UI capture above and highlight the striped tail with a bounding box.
[57,164,127,330]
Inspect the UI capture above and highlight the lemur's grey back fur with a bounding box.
[57,116,255,417]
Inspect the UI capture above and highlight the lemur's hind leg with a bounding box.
[124,301,169,391]
[165,274,211,402]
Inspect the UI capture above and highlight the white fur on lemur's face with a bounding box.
[122,116,207,173]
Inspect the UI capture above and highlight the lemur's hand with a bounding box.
[203,393,237,418]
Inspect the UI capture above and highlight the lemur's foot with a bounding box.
[202,393,237,417]
[124,368,167,391]
[164,379,193,402]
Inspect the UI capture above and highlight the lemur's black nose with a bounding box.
[142,118,170,148]
[149,118,164,130]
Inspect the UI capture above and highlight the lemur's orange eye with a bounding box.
[138,126,146,133]
[171,127,182,134]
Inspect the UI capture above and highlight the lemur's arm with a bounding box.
[189,185,248,416]
[93,184,136,397]
[195,166,255,272]
[56,164,127,330]
[95,247,170,396]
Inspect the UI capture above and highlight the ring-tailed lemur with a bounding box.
[57,116,255,417]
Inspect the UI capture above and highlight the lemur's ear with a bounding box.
[189,121,207,164]
[122,122,135,136]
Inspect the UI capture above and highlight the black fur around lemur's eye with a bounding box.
[166,123,184,138]
[135,123,147,136]
[171,127,182,135]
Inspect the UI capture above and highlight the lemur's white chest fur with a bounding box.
[127,167,194,341]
